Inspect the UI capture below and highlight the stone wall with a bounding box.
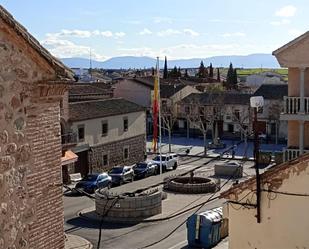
[95,190,162,222]
[90,134,146,172]
[0,16,67,249]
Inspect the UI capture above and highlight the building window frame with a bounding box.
[123,117,128,132]
[123,146,129,160]
[77,124,85,141]
[101,120,108,137]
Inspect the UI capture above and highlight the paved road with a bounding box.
[64,157,254,249]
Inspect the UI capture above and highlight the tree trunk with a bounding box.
[203,133,207,157]
[168,129,172,153]
[244,136,248,159]
[186,119,190,139]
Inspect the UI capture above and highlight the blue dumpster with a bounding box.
[186,207,223,248]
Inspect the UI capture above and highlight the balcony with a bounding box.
[61,132,77,152]
[283,147,309,161]
[283,96,309,114]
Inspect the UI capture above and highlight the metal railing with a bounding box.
[61,132,77,145]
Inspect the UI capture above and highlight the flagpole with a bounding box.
[157,57,162,175]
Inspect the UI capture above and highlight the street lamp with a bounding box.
[250,96,264,224]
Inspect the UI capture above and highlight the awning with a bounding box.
[61,150,78,166]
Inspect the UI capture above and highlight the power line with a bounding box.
[261,189,309,197]
[137,163,243,249]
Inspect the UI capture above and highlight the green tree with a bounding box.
[233,68,238,88]
[226,63,234,89]
[178,67,181,77]
[184,69,189,78]
[209,63,214,78]
[216,68,220,82]
[197,60,208,78]
[163,56,168,79]
[169,66,179,78]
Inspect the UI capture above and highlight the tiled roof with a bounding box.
[0,5,73,80]
[69,98,145,122]
[130,77,198,89]
[160,84,187,98]
[69,83,111,95]
[253,84,288,100]
[182,92,252,105]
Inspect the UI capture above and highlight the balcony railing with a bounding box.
[61,132,77,145]
[283,148,309,161]
[283,96,309,114]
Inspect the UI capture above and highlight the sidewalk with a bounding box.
[65,234,93,249]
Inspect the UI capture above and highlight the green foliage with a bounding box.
[169,65,181,78]
[216,68,220,82]
[197,60,208,78]
[163,56,168,79]
[209,63,214,78]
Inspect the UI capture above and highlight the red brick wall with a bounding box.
[26,101,64,249]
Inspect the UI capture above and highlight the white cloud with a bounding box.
[157,29,182,37]
[100,31,113,37]
[288,29,304,37]
[221,32,246,38]
[183,29,199,36]
[270,19,291,26]
[46,29,126,39]
[139,28,153,35]
[157,28,200,37]
[58,29,92,38]
[114,32,126,38]
[116,42,274,60]
[41,37,107,61]
[275,5,297,17]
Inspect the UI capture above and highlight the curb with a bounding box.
[65,234,93,249]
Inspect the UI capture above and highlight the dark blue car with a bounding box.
[75,173,112,193]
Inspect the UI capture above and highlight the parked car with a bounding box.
[133,161,158,179]
[75,173,112,193]
[151,153,178,172]
[109,166,134,185]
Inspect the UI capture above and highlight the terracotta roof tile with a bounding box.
[69,98,145,122]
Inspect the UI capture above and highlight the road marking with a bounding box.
[167,240,187,249]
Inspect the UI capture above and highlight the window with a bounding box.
[123,146,129,160]
[123,117,128,132]
[199,106,205,115]
[102,121,108,136]
[102,153,108,166]
[77,125,85,141]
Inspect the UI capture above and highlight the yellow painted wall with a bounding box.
[226,160,309,249]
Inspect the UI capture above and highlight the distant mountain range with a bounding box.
[61,53,280,69]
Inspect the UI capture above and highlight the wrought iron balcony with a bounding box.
[61,132,77,145]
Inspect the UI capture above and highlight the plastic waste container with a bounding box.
[186,207,223,248]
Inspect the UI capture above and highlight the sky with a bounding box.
[1,0,308,61]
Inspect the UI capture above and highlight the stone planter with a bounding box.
[164,176,217,194]
[95,189,162,223]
